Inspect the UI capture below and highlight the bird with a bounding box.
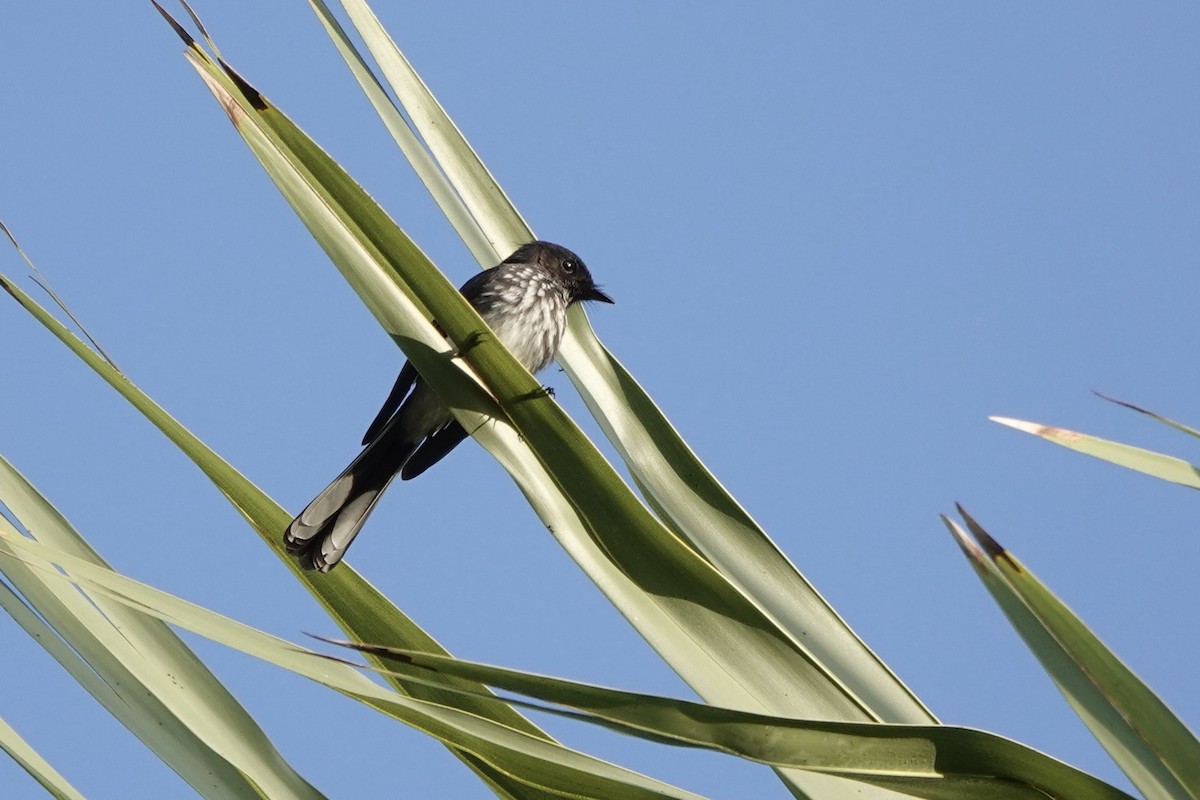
[284,240,613,572]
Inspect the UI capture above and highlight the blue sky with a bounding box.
[1,3,1198,798]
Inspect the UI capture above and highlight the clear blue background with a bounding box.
[1,3,1198,798]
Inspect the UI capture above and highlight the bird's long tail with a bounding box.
[284,424,418,572]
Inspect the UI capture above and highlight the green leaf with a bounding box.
[991,416,1200,489]
[162,3,910,750]
[0,711,86,800]
[312,641,1136,800]
[946,508,1200,800]
[322,0,933,733]
[330,0,533,258]
[1092,392,1200,442]
[303,1,495,267]
[0,454,321,798]
[0,532,716,800]
[1,254,560,800]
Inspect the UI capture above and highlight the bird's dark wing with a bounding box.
[400,421,469,480]
[458,267,503,313]
[363,267,500,448]
[361,267,498,447]
[362,362,418,446]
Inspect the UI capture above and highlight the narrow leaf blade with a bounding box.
[319,640,1136,800]
[1093,393,1200,442]
[1,532,716,800]
[0,713,86,800]
[324,0,933,730]
[949,509,1200,800]
[991,417,1200,489]
[0,455,324,798]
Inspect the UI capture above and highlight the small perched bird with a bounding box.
[285,240,613,571]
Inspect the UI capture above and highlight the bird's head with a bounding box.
[505,240,614,305]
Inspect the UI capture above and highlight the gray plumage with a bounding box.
[284,241,613,572]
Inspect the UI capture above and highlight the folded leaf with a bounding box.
[947,507,1200,800]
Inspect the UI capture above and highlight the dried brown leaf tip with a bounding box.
[954,504,1023,573]
[975,528,1022,573]
[1092,390,1147,415]
[151,1,197,48]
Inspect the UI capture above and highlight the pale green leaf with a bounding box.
[171,10,898,739]
[325,0,933,733]
[990,417,1200,489]
[332,0,533,257]
[1092,392,1200,442]
[0,711,86,800]
[947,509,1200,800]
[304,1,495,266]
[0,455,321,798]
[0,522,274,798]
[313,641,1136,800]
[0,532,717,800]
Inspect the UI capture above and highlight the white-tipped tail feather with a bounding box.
[284,427,416,572]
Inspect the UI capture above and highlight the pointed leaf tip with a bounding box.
[178,0,212,43]
[939,513,964,541]
[1094,393,1166,422]
[955,507,1017,569]
[941,512,985,563]
[1093,390,1152,415]
[990,416,1081,441]
[1093,390,1200,441]
[336,639,423,667]
[990,416,1038,432]
[152,1,197,48]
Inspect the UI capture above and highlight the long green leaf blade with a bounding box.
[327,0,932,729]
[990,417,1200,489]
[0,455,322,798]
[947,509,1200,800]
[2,162,557,800]
[331,642,1135,800]
[0,519,269,798]
[1092,393,1200,442]
[0,532,716,800]
[0,712,86,800]
[331,0,532,257]
[304,1,494,266]
[169,8,903,738]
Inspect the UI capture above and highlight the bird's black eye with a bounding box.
[561,259,578,274]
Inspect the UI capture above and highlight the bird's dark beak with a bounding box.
[585,286,615,304]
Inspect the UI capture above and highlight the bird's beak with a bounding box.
[585,286,615,304]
